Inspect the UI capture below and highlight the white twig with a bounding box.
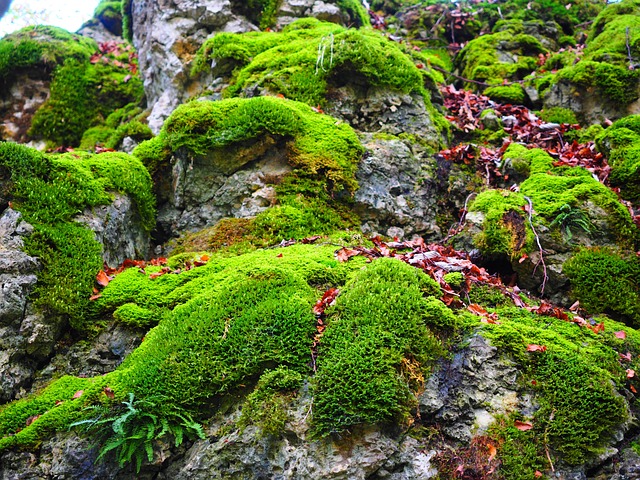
[523,196,548,295]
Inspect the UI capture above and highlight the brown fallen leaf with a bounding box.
[96,270,111,287]
[103,387,115,399]
[487,443,497,462]
[26,415,40,426]
[313,288,340,316]
[527,344,547,353]
[514,420,533,431]
[72,390,84,399]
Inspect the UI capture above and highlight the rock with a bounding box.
[355,135,473,240]
[75,193,151,267]
[0,74,51,144]
[419,333,520,442]
[129,0,359,132]
[156,138,290,237]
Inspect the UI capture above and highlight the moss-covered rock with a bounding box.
[0,142,154,331]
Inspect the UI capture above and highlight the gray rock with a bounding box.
[156,136,290,237]
[355,135,473,240]
[75,193,150,267]
[419,333,520,442]
[0,73,51,144]
[129,0,359,132]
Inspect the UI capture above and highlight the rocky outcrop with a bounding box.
[0,74,50,146]
[129,0,363,132]
[76,193,151,266]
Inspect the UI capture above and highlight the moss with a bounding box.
[93,0,123,36]
[539,106,578,125]
[484,84,526,105]
[0,25,96,86]
[456,31,546,87]
[30,56,144,147]
[193,19,432,108]
[113,303,156,328]
[443,271,464,288]
[0,143,155,331]
[313,258,446,435]
[482,307,631,466]
[469,189,531,258]
[563,247,640,325]
[238,366,303,436]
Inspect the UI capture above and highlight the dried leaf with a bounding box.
[26,415,40,426]
[96,270,111,287]
[103,387,115,399]
[313,288,340,316]
[487,443,497,462]
[627,369,635,379]
[90,294,102,301]
[72,390,84,399]
[527,344,547,353]
[615,330,627,339]
[514,420,533,431]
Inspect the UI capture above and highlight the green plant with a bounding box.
[71,393,205,473]
[548,203,592,243]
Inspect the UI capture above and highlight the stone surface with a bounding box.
[0,73,50,144]
[419,333,520,442]
[155,135,290,238]
[355,135,474,240]
[75,193,151,267]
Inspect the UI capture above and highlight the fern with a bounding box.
[549,203,593,244]
[71,392,205,473]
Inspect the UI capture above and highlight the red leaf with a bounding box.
[149,257,168,266]
[335,247,361,263]
[627,369,635,379]
[487,443,497,462]
[313,288,340,316]
[123,74,132,83]
[534,472,543,478]
[589,322,605,334]
[90,294,102,301]
[26,415,40,426]
[103,387,115,399]
[620,352,633,362]
[301,236,321,244]
[72,390,84,399]
[514,420,533,431]
[200,254,210,262]
[96,270,111,287]
[615,330,627,339]
[276,253,283,258]
[527,344,547,353]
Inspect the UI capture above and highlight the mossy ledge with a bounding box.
[0,142,155,331]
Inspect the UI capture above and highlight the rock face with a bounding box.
[155,136,290,238]
[76,193,151,266]
[129,0,361,132]
[0,74,50,145]
[0,208,50,403]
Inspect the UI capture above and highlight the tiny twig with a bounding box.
[626,27,635,70]
[442,192,477,242]
[523,196,548,295]
[544,409,556,472]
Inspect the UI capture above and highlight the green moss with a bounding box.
[93,0,123,36]
[482,307,631,465]
[193,20,429,107]
[313,258,446,435]
[31,57,144,147]
[563,247,640,324]
[484,84,526,104]
[0,143,155,331]
[539,106,578,124]
[443,271,464,288]
[113,303,156,328]
[0,25,96,85]
[456,31,546,87]
[238,366,303,436]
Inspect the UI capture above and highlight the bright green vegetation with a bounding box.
[482,307,637,467]
[0,26,96,85]
[134,96,362,192]
[238,366,304,436]
[192,19,442,130]
[0,25,144,147]
[134,96,362,246]
[71,392,205,473]
[596,116,640,201]
[313,258,452,434]
[484,84,526,105]
[455,29,545,87]
[468,145,635,258]
[564,247,640,325]
[79,103,153,152]
[539,106,578,125]
[1,249,455,462]
[92,0,124,36]
[547,0,640,107]
[0,143,155,331]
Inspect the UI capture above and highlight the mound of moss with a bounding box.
[543,0,640,108]
[455,27,546,90]
[0,142,155,331]
[192,18,438,112]
[468,144,635,258]
[0,25,144,147]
